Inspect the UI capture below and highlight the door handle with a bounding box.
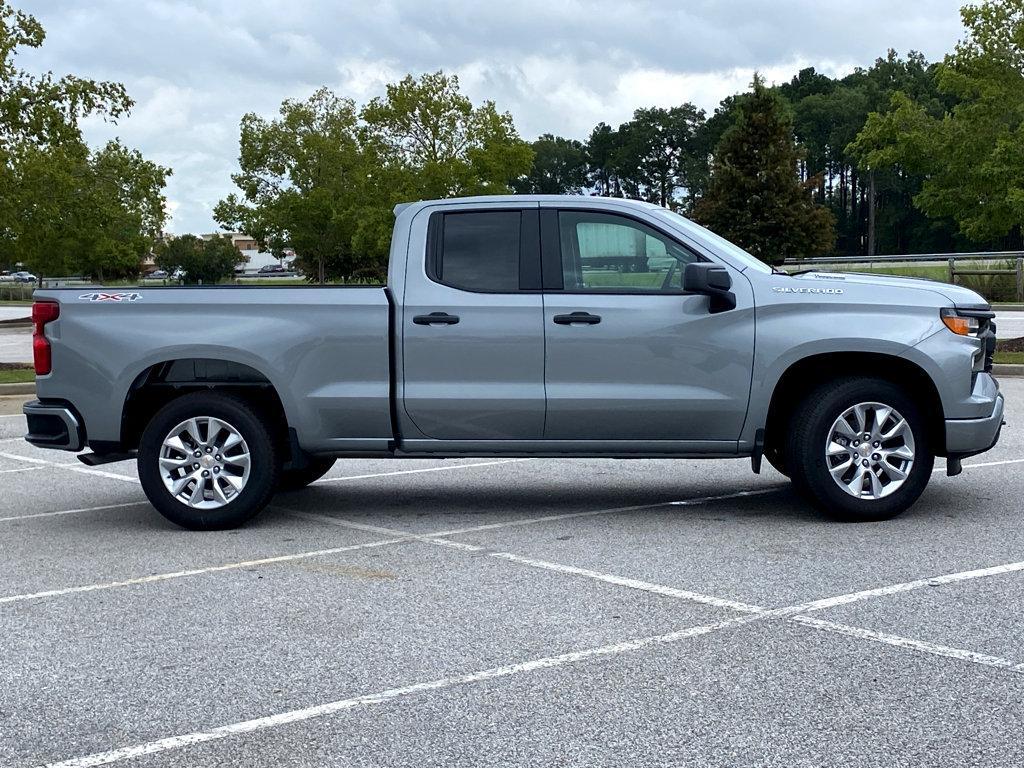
[413,312,460,326]
[553,312,601,325]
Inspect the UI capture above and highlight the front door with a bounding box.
[401,205,546,441]
[541,208,754,443]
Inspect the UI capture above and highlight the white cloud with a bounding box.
[15,0,966,233]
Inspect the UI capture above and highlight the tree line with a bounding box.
[2,0,1023,284]
[0,2,169,284]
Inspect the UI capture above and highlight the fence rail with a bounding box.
[782,251,1024,302]
[782,251,1024,265]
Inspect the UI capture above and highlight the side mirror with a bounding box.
[683,262,736,314]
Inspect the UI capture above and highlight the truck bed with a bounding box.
[34,286,394,453]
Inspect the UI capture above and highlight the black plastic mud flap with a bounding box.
[947,457,963,477]
[751,428,765,474]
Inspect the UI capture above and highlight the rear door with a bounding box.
[401,204,546,441]
[540,207,754,443]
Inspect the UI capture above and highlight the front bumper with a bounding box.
[23,399,84,451]
[945,392,1005,457]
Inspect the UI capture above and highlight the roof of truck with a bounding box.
[393,195,663,217]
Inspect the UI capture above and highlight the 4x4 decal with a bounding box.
[79,292,142,302]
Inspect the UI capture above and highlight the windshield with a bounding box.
[653,209,773,274]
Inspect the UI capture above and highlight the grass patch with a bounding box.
[994,351,1024,364]
[0,365,34,384]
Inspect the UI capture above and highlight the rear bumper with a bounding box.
[945,392,1005,457]
[23,400,84,451]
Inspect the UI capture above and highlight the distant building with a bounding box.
[238,248,296,274]
[201,232,296,275]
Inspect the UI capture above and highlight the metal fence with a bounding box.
[781,251,1024,302]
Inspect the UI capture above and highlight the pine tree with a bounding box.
[695,76,835,264]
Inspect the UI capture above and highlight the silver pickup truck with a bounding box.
[24,195,1004,529]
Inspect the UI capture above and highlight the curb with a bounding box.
[994,363,1024,378]
[994,304,1023,312]
[0,317,31,327]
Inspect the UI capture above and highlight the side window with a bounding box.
[434,211,521,292]
[557,211,699,292]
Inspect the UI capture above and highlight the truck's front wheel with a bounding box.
[785,378,934,521]
[138,392,280,530]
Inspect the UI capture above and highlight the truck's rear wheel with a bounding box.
[279,457,336,490]
[138,392,280,530]
[785,378,934,521]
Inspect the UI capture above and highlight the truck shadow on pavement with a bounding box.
[267,479,831,526]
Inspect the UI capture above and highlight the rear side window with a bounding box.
[434,211,521,292]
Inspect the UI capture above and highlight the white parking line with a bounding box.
[490,551,764,613]
[0,465,45,475]
[47,548,1024,767]
[790,616,1024,672]
[0,536,411,607]
[0,501,148,524]
[0,451,138,483]
[4,486,788,607]
[959,458,1024,470]
[46,614,764,769]
[311,458,532,484]
[785,559,1024,615]
[284,508,1024,678]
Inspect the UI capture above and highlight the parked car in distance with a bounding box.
[146,270,169,279]
[23,195,1003,531]
[12,271,36,283]
[257,264,289,274]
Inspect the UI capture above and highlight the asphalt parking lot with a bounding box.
[1,381,1023,767]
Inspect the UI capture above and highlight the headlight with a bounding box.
[940,308,981,336]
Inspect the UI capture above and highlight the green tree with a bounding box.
[361,71,533,201]
[0,1,168,282]
[585,122,622,196]
[0,2,131,152]
[850,0,1024,244]
[2,140,85,279]
[694,77,835,264]
[612,105,707,209]
[4,139,168,282]
[218,73,534,283]
[513,134,588,194]
[77,141,170,281]
[155,234,241,285]
[214,88,372,283]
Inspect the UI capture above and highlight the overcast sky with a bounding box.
[17,0,966,234]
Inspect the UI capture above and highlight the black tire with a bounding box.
[138,392,280,530]
[279,457,336,490]
[785,377,934,521]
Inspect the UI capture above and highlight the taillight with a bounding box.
[32,301,59,375]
